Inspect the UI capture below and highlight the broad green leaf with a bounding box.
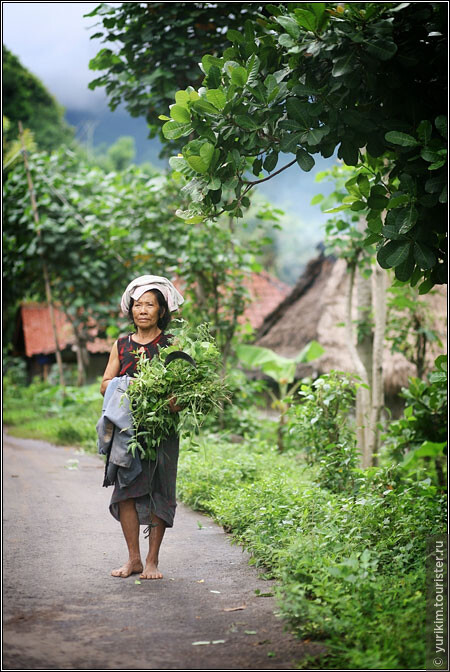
[377,240,412,268]
[230,66,248,87]
[208,176,221,190]
[296,148,315,172]
[279,33,295,48]
[398,204,418,233]
[310,193,324,206]
[175,90,190,106]
[394,252,415,281]
[366,37,397,61]
[206,89,227,110]
[186,155,208,174]
[279,119,304,131]
[286,98,310,126]
[425,174,445,193]
[338,140,359,166]
[280,132,301,153]
[332,53,356,77]
[263,151,278,172]
[367,216,383,233]
[294,340,325,363]
[162,121,193,140]
[235,115,259,130]
[207,65,222,89]
[421,147,444,163]
[418,277,434,294]
[324,204,352,213]
[307,127,328,145]
[276,15,301,39]
[246,54,260,85]
[169,156,189,172]
[402,441,446,466]
[367,193,389,210]
[385,131,419,147]
[417,119,432,144]
[350,200,367,211]
[235,344,319,384]
[435,115,447,139]
[382,221,402,240]
[293,8,317,32]
[356,174,370,198]
[387,193,410,209]
[191,99,220,116]
[434,354,447,372]
[199,142,215,166]
[227,28,244,44]
[413,242,436,270]
[201,54,223,74]
[170,104,191,123]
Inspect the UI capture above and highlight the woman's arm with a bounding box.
[100,341,120,396]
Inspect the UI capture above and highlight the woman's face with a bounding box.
[131,291,162,329]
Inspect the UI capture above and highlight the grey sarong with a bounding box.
[109,432,179,528]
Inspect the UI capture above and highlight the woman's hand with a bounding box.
[168,396,182,413]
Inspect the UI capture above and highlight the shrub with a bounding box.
[286,371,359,492]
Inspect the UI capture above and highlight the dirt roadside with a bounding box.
[2,432,325,670]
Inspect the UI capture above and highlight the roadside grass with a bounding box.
[3,379,445,670]
[178,438,445,670]
[4,379,102,451]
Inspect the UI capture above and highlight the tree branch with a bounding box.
[242,158,297,187]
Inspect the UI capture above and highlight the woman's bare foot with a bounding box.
[111,558,143,578]
[140,561,163,580]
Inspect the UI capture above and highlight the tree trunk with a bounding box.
[368,265,388,466]
[356,266,374,391]
[344,264,371,467]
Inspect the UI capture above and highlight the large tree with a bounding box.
[88,2,447,291]
[86,2,269,154]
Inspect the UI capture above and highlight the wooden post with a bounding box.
[18,121,65,391]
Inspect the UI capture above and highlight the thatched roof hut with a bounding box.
[255,252,447,396]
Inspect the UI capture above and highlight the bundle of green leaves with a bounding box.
[126,322,230,459]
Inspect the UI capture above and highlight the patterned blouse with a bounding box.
[117,332,172,377]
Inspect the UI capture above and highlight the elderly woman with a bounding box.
[100,275,184,580]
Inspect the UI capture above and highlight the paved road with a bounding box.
[2,433,324,670]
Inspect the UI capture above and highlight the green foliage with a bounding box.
[134,1,447,289]
[178,438,446,669]
[2,147,186,343]
[3,116,37,171]
[236,340,324,387]
[201,366,269,437]
[286,372,360,491]
[3,139,279,362]
[386,283,443,375]
[3,378,102,451]
[2,46,75,152]
[381,356,447,487]
[235,341,325,451]
[126,322,230,459]
[85,2,268,156]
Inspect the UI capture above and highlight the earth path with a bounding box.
[3,433,324,670]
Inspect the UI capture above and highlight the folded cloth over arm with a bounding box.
[96,375,142,488]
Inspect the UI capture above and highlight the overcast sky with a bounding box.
[3,1,112,109]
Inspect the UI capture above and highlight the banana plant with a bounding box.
[235,340,325,451]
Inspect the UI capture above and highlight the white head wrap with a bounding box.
[120,275,184,314]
